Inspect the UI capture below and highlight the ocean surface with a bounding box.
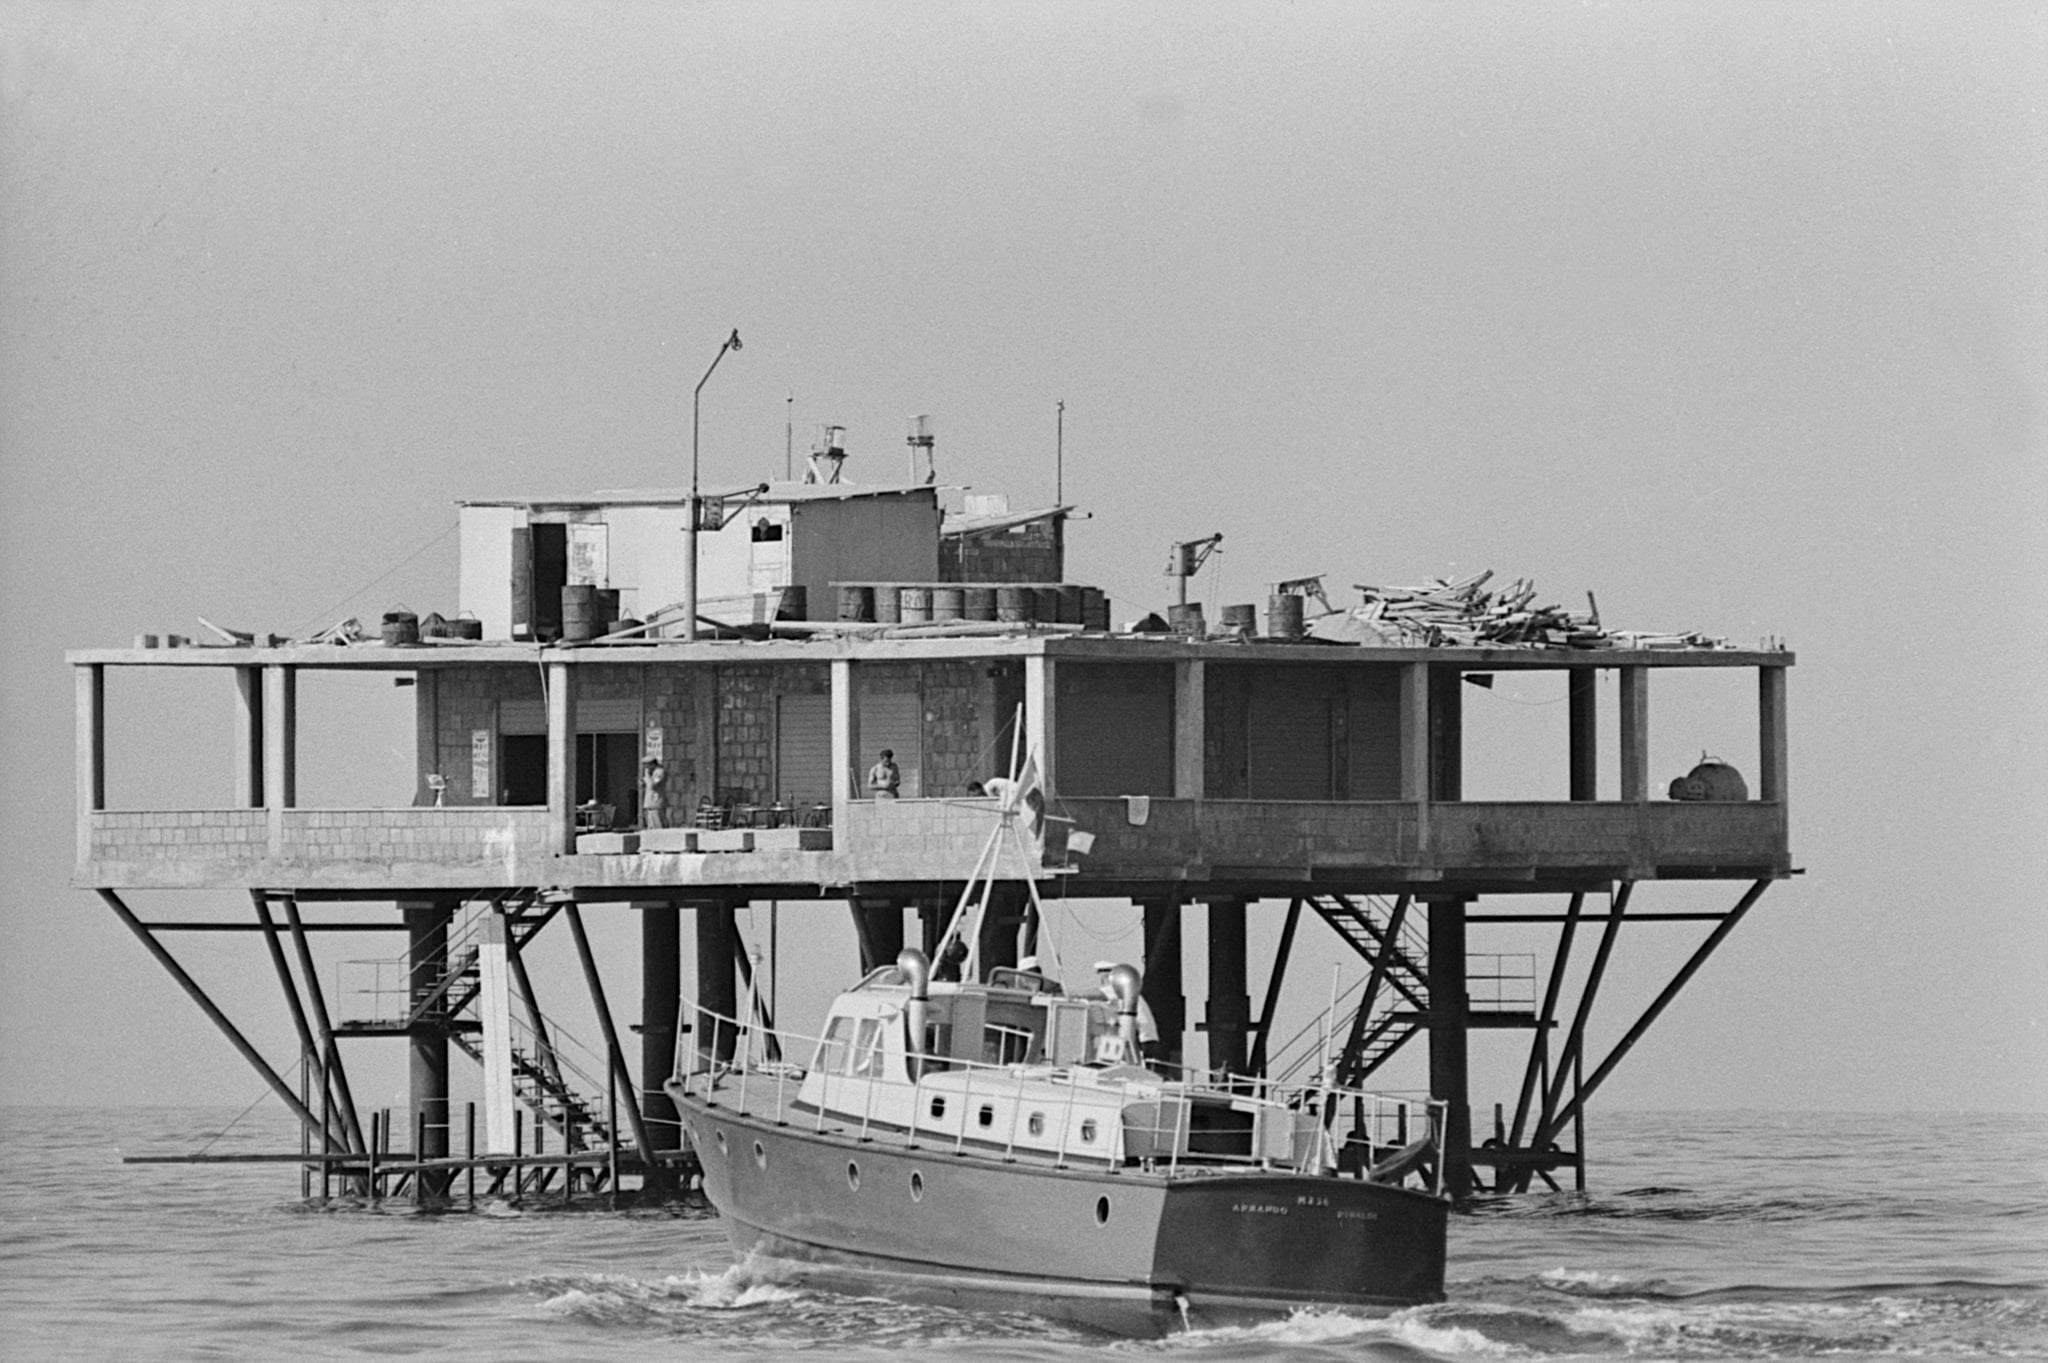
[0,1106,2041,1361]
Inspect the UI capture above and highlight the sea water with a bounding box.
[1,1107,2042,1360]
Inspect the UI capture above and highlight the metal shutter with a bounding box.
[1248,669,1336,800]
[858,692,924,798]
[1054,664,1175,797]
[776,694,833,804]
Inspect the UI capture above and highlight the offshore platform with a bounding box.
[73,420,1792,1203]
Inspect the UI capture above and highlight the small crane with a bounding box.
[1165,533,1224,607]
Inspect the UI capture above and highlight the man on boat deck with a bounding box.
[867,748,900,799]
[1095,960,1162,1062]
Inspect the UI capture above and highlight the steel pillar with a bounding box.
[1203,898,1249,1077]
[639,900,681,1152]
[693,899,738,1065]
[1140,898,1185,1070]
[1426,895,1473,1199]
[402,899,453,1160]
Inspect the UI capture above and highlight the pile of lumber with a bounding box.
[1340,571,1725,650]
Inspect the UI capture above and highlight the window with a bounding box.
[977,1104,995,1128]
[1027,1112,1046,1137]
[814,1018,853,1077]
[851,1018,883,1076]
[983,1024,1033,1066]
[1080,1119,1099,1144]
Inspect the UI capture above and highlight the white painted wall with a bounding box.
[458,505,521,639]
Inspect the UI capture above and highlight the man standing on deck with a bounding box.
[867,748,900,800]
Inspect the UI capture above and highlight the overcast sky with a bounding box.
[2,2,2042,1116]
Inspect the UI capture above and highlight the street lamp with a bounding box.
[685,328,742,642]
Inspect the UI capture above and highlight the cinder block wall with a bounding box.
[939,519,1063,584]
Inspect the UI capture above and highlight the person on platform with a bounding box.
[867,748,901,799]
[639,755,667,829]
[1094,960,1161,1062]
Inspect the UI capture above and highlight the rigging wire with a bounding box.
[288,518,460,637]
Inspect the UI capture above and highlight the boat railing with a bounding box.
[674,995,1445,1188]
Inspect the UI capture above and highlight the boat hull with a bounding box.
[674,1089,1446,1330]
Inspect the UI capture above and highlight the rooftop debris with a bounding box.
[1309,571,1729,650]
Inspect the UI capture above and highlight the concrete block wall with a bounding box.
[89,810,267,862]
[431,665,541,804]
[279,808,552,870]
[921,659,991,797]
[715,662,827,807]
[940,519,1063,584]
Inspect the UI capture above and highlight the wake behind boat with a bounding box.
[665,759,1450,1332]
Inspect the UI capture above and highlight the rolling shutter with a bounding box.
[776,694,833,804]
[858,692,923,798]
[1054,663,1174,797]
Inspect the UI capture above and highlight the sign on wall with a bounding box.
[471,729,492,802]
[567,523,609,586]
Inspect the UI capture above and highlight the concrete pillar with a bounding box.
[412,668,439,806]
[1399,663,1430,851]
[234,666,264,807]
[640,900,681,1151]
[1619,666,1649,803]
[1568,669,1598,801]
[1426,895,1474,1199]
[693,899,738,1066]
[263,665,296,857]
[1140,898,1186,1069]
[1430,666,1463,801]
[1759,666,1788,803]
[830,658,854,830]
[403,900,453,1158]
[1025,654,1055,792]
[1174,660,1205,798]
[75,664,104,872]
[546,660,575,854]
[1203,897,1250,1077]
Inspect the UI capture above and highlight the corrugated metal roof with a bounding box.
[940,504,1074,537]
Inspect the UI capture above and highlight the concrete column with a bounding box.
[1619,666,1649,803]
[640,900,681,1151]
[263,665,296,856]
[75,664,104,872]
[1399,662,1430,852]
[1568,668,1598,801]
[403,900,453,1159]
[693,899,738,1066]
[1141,898,1186,1069]
[1430,666,1463,801]
[234,666,264,807]
[1174,659,1205,799]
[1203,897,1250,1078]
[1426,895,1473,1198]
[1025,653,1055,792]
[412,668,439,805]
[546,660,575,854]
[1758,666,1788,803]
[830,658,853,830]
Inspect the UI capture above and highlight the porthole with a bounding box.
[753,1140,767,1170]
[930,1096,947,1120]
[846,1161,861,1192]
[977,1104,995,1129]
[1027,1112,1045,1137]
[1095,1196,1111,1226]
[909,1170,925,1202]
[714,1130,728,1156]
[1080,1119,1099,1144]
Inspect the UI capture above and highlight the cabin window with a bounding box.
[977,1104,995,1129]
[750,519,784,543]
[1027,1112,1045,1137]
[929,1096,947,1120]
[846,1162,861,1191]
[909,1170,925,1202]
[1080,1119,1099,1144]
[851,1018,883,1077]
[753,1140,767,1170]
[1095,1196,1111,1226]
[983,1024,1033,1066]
[814,1017,853,1076]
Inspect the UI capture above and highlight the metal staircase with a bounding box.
[450,1014,615,1152]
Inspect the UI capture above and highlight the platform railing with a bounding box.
[674,994,1444,1190]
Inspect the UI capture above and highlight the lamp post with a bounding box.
[685,328,742,642]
